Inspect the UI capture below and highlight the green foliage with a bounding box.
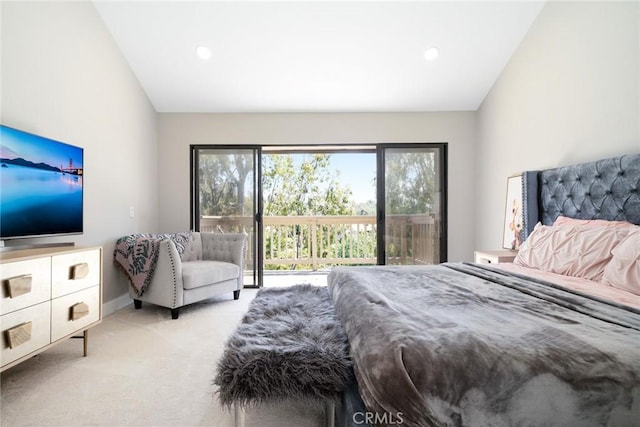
[354,200,376,216]
[198,151,253,216]
[262,154,353,216]
[333,228,376,259]
[261,153,358,270]
[385,150,436,214]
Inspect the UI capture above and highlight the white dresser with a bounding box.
[0,246,102,371]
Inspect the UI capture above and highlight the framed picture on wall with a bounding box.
[503,174,524,250]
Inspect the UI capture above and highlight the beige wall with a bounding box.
[158,112,477,262]
[476,0,640,250]
[1,1,158,308]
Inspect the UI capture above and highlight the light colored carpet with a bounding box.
[0,287,326,427]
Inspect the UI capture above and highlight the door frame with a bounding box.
[376,143,448,265]
[190,145,263,288]
[191,142,448,287]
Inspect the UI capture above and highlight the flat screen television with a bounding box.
[0,125,83,241]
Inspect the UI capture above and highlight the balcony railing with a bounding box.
[200,214,438,270]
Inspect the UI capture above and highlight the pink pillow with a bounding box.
[602,228,640,295]
[553,216,635,230]
[515,223,630,282]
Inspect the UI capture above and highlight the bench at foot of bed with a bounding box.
[232,400,335,427]
[214,284,353,427]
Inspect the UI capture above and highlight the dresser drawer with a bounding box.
[51,286,100,342]
[1,302,51,367]
[1,257,52,315]
[51,249,101,298]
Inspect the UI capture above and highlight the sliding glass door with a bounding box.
[191,143,447,287]
[191,146,262,287]
[378,144,447,265]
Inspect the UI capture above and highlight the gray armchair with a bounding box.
[131,232,247,319]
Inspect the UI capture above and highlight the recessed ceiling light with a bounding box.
[196,46,212,60]
[424,47,439,61]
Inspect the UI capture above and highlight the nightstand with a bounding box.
[474,250,517,264]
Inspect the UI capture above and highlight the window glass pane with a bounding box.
[384,146,443,265]
[195,148,257,286]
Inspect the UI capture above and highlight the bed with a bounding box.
[329,153,640,427]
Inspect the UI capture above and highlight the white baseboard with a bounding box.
[102,294,133,317]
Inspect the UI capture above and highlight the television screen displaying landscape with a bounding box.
[0,125,83,239]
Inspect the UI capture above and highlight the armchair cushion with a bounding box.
[182,261,240,290]
[181,232,202,262]
[201,233,246,265]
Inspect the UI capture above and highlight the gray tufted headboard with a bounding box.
[523,153,640,238]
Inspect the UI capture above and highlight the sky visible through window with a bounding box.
[329,152,376,203]
[287,152,376,205]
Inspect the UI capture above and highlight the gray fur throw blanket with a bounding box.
[214,285,353,406]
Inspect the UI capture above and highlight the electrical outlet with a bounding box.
[129,206,135,218]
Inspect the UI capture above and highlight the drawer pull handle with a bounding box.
[5,274,33,298]
[5,322,32,349]
[70,263,89,280]
[70,302,89,321]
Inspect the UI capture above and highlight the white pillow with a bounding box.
[515,222,630,282]
[602,228,640,295]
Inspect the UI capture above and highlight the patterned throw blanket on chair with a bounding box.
[113,232,191,297]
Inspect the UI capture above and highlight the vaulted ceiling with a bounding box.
[94,1,546,113]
